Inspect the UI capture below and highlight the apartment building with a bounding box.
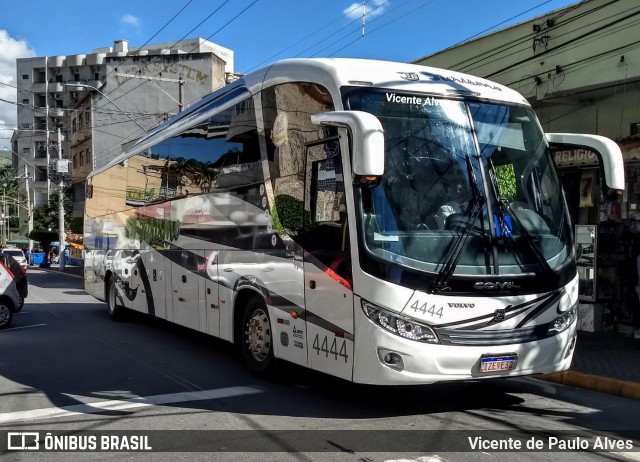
[11,38,234,240]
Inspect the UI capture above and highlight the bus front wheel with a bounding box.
[241,297,276,374]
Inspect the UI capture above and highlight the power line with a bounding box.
[295,0,393,59]
[445,0,625,74]
[485,6,640,79]
[327,0,435,57]
[101,0,233,101]
[106,0,261,110]
[245,2,365,72]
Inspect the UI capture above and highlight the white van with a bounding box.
[1,248,28,271]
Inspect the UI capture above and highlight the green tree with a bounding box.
[495,164,517,201]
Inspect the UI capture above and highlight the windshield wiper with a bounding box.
[487,159,553,275]
[430,154,485,293]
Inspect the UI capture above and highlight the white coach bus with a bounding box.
[84,58,624,385]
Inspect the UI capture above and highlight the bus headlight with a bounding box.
[361,299,439,343]
[548,305,578,335]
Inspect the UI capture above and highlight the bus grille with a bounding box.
[435,325,550,346]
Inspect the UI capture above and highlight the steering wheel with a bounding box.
[445,213,483,235]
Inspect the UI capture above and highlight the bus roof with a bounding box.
[92,58,530,178]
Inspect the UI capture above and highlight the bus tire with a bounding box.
[0,301,13,329]
[107,277,126,321]
[241,296,276,374]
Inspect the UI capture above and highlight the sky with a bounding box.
[0,0,581,146]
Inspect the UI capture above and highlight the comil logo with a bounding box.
[474,282,521,290]
[8,432,40,450]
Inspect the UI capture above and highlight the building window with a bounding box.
[79,151,84,166]
[22,148,30,154]
[74,73,80,81]
[73,155,77,168]
[632,122,640,136]
[22,74,29,80]
[86,149,92,165]
[55,74,63,83]
[36,144,47,158]
[22,99,29,105]
[56,100,63,108]
[94,72,100,81]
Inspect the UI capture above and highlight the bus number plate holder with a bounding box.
[479,354,517,373]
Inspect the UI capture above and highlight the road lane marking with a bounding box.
[4,324,47,331]
[0,386,262,424]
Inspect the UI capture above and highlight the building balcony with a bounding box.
[66,54,86,67]
[32,82,47,93]
[49,108,64,117]
[48,82,64,93]
[87,53,106,66]
[48,56,65,68]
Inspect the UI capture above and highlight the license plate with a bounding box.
[480,354,517,373]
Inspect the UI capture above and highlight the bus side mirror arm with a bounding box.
[546,133,624,198]
[311,111,385,177]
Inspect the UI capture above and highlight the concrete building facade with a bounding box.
[12,38,234,241]
[414,0,640,334]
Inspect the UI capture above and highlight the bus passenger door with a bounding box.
[203,250,220,337]
[139,247,167,319]
[169,249,203,331]
[303,137,354,381]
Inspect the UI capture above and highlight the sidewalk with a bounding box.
[540,330,640,400]
[29,263,640,399]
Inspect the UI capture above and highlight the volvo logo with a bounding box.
[492,308,506,322]
[447,303,475,308]
[474,282,521,290]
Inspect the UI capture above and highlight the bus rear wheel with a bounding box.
[107,277,126,321]
[241,297,276,374]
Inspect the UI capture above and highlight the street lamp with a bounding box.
[64,83,148,133]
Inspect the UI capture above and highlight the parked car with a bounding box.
[0,252,28,311]
[1,248,28,271]
[0,259,23,329]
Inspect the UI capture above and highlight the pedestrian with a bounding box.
[25,248,31,266]
[64,247,70,264]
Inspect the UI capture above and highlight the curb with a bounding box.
[538,370,640,401]
[28,265,83,279]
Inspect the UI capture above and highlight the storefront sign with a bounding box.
[553,149,598,167]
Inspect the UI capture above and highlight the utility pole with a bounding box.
[24,164,33,252]
[178,76,184,112]
[57,126,66,271]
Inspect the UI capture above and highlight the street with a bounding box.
[1,269,639,461]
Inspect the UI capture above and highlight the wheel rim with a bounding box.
[245,308,271,363]
[108,281,117,313]
[0,305,10,325]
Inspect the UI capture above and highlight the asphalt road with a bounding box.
[1,269,639,462]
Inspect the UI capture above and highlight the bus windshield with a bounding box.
[346,90,571,277]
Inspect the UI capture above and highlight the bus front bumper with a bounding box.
[352,310,577,385]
